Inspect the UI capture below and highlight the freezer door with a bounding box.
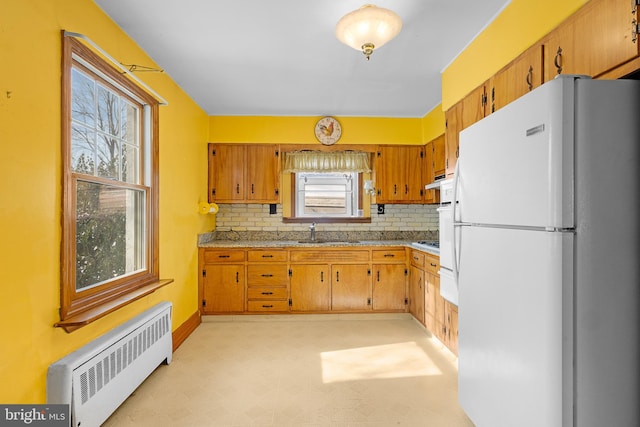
[458,226,574,427]
[457,76,574,229]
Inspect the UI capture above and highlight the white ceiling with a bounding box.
[94,0,510,118]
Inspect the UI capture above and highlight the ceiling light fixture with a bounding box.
[335,4,402,61]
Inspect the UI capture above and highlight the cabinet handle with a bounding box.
[236,183,240,194]
[261,274,273,277]
[320,271,324,282]
[261,292,274,295]
[384,253,395,258]
[262,305,274,308]
[261,254,273,258]
[430,263,437,267]
[526,65,533,91]
[377,271,380,282]
[251,183,254,194]
[554,46,563,74]
[218,255,230,258]
[405,184,408,194]
[336,271,340,282]
[393,184,397,195]
[236,272,239,283]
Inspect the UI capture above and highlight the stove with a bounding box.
[412,240,440,252]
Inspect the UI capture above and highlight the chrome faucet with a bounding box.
[309,222,316,241]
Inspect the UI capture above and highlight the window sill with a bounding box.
[54,279,174,333]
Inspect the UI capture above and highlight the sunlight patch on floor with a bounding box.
[320,341,442,383]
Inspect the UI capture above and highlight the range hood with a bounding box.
[425,175,446,190]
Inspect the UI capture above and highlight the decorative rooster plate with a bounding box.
[314,116,342,145]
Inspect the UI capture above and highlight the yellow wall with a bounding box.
[210,116,424,145]
[421,105,446,143]
[442,0,588,110]
[0,0,211,403]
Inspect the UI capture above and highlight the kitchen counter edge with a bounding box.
[199,240,440,256]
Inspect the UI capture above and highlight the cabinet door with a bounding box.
[424,141,437,204]
[209,144,245,202]
[372,264,406,311]
[376,146,423,203]
[246,145,280,202]
[446,302,459,355]
[424,272,436,333]
[290,264,330,312]
[409,265,425,324]
[547,0,639,79]
[492,44,544,112]
[445,102,462,178]
[432,134,446,178]
[202,264,245,313]
[331,264,371,311]
[434,274,446,343]
[461,84,487,129]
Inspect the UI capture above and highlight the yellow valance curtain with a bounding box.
[282,151,371,173]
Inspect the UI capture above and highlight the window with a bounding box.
[295,172,361,218]
[59,36,165,328]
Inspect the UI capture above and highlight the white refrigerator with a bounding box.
[454,75,640,427]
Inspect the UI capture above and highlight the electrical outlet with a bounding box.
[377,204,385,214]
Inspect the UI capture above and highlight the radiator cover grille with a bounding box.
[48,302,173,427]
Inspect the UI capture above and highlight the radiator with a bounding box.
[47,302,173,427]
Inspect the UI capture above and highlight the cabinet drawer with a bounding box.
[247,265,288,285]
[247,286,288,300]
[410,250,425,268]
[372,248,406,263]
[425,255,440,275]
[203,249,245,263]
[290,250,369,263]
[247,249,288,262]
[247,300,289,312]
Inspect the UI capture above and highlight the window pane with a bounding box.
[71,124,96,175]
[75,180,146,291]
[71,68,95,127]
[97,84,120,137]
[96,134,120,180]
[121,101,139,144]
[122,142,139,184]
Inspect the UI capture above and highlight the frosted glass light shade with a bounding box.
[335,4,402,60]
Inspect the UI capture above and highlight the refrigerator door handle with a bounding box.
[452,161,460,286]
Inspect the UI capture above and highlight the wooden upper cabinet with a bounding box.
[491,43,545,113]
[208,143,280,203]
[246,145,280,202]
[461,84,488,129]
[444,102,461,178]
[209,144,244,202]
[432,134,446,178]
[376,145,424,203]
[445,83,487,178]
[546,0,640,79]
[424,134,444,204]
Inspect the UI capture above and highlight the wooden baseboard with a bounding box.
[172,310,201,352]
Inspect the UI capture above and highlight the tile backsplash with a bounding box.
[199,203,439,243]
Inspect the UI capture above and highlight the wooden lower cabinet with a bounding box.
[290,264,330,312]
[202,261,245,314]
[246,249,288,313]
[200,246,409,315]
[409,265,425,325]
[331,264,371,311]
[372,264,407,311]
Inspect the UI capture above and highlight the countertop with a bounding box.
[199,240,440,256]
